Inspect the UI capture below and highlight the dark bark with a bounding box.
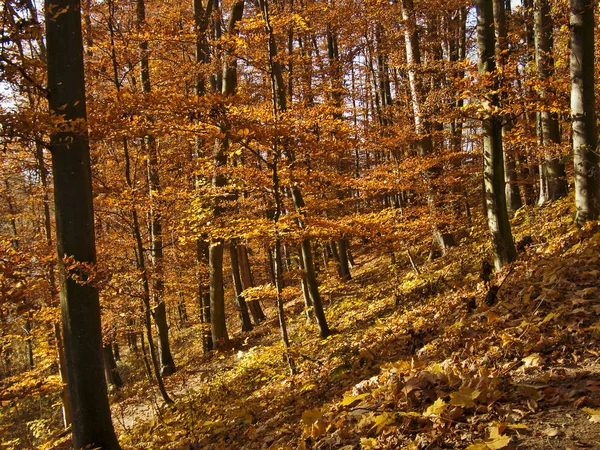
[535,0,568,204]
[151,302,175,376]
[208,0,244,350]
[136,0,176,375]
[238,244,265,323]
[260,0,330,338]
[209,242,229,349]
[476,0,517,270]
[230,242,253,332]
[493,0,523,215]
[45,0,120,446]
[103,343,123,390]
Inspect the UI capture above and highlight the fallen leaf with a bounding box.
[360,437,377,448]
[576,287,597,298]
[301,408,322,425]
[450,386,480,408]
[582,407,600,423]
[370,412,396,434]
[522,353,544,369]
[542,427,561,437]
[340,392,370,406]
[424,398,447,416]
[486,425,511,449]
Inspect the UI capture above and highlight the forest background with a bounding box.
[1,0,600,448]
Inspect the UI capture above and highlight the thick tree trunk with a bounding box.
[570,0,598,225]
[45,0,120,446]
[476,0,517,270]
[209,242,229,348]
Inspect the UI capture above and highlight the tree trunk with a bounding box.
[260,0,330,338]
[570,0,598,225]
[136,0,176,375]
[494,0,523,215]
[238,244,265,323]
[209,242,229,349]
[337,238,351,280]
[151,301,175,376]
[230,242,253,332]
[45,0,120,446]
[535,0,568,205]
[208,0,244,350]
[297,243,313,322]
[54,323,71,429]
[103,343,123,390]
[476,0,517,270]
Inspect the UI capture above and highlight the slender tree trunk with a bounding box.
[135,0,176,376]
[238,244,265,323]
[259,0,330,338]
[570,0,598,225]
[45,0,120,446]
[476,0,517,270]
[337,238,351,280]
[208,0,244,350]
[493,0,523,215]
[53,323,71,428]
[103,343,123,390]
[230,241,253,332]
[535,0,568,205]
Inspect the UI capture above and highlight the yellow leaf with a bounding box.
[538,312,559,325]
[360,437,377,449]
[370,412,395,434]
[450,386,480,408]
[585,319,600,332]
[301,408,322,425]
[582,407,600,423]
[398,411,421,418]
[424,398,447,416]
[466,444,489,450]
[486,425,511,449]
[340,392,370,406]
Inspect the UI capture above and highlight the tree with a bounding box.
[493,0,523,215]
[535,0,568,205]
[45,0,120,447]
[570,0,598,225]
[476,0,517,270]
[135,0,176,376]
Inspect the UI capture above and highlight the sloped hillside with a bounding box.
[106,197,600,450]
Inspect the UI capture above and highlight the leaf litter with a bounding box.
[113,198,600,449]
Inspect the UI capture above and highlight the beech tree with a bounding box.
[45,0,120,447]
[535,0,568,204]
[570,0,598,225]
[476,0,517,270]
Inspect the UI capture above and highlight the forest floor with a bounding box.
[108,198,600,450]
